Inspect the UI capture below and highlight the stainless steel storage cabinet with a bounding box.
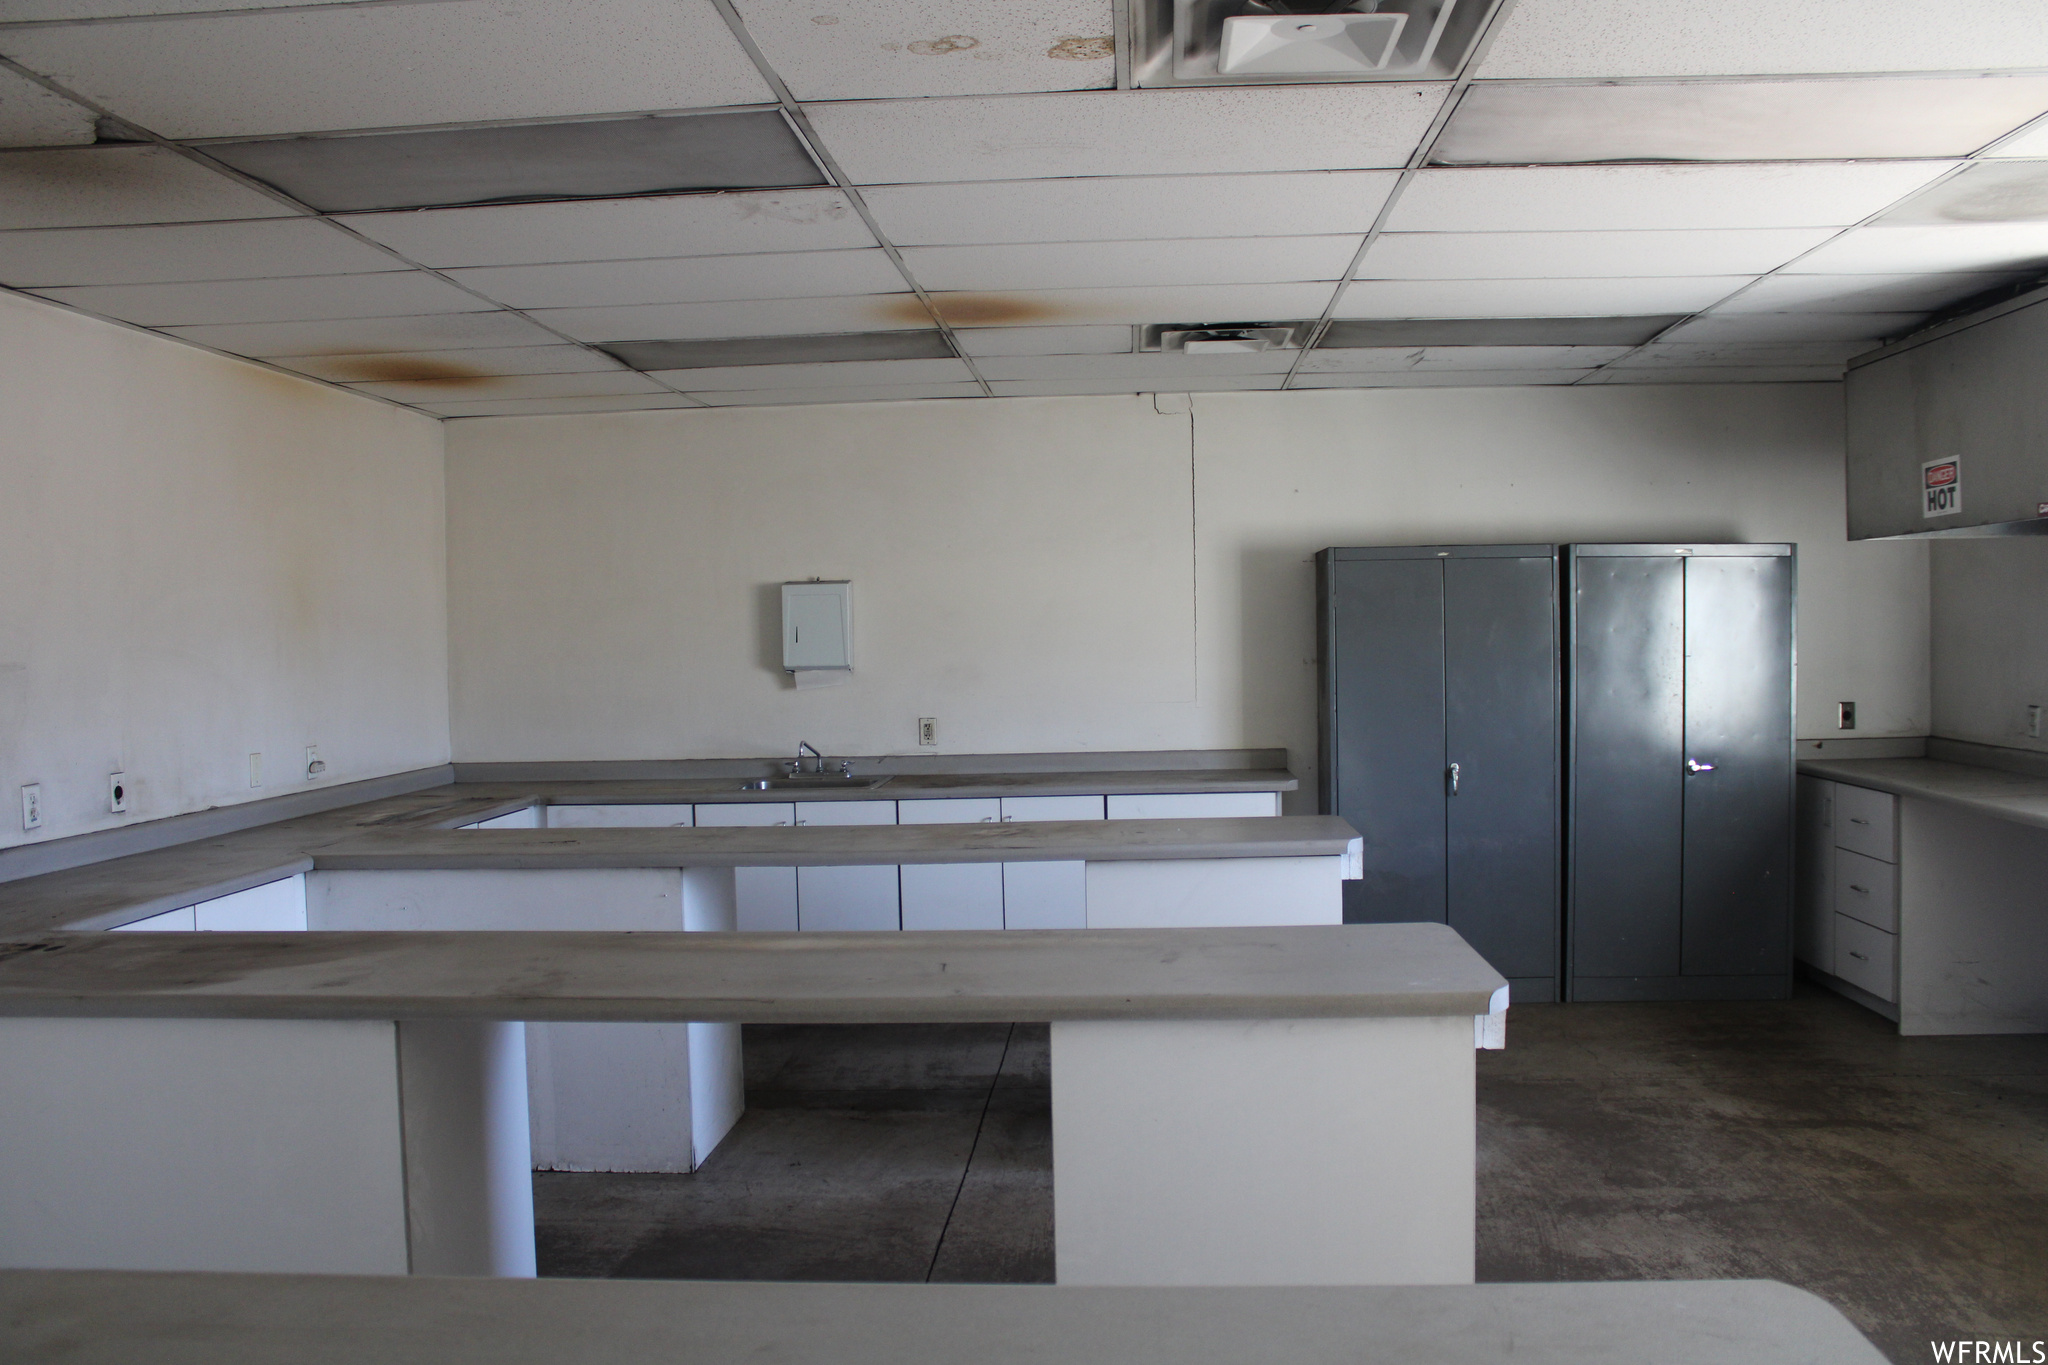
[1565,544,1796,1001]
[1316,546,1562,1003]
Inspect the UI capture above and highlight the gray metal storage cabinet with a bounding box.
[1317,545,1561,1003]
[1565,544,1796,1002]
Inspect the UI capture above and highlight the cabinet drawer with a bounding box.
[1833,914,1897,1003]
[1832,783,1896,862]
[1832,847,1897,933]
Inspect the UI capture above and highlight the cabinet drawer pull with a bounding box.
[1849,817,1871,825]
[1849,884,1870,894]
[1848,951,1870,962]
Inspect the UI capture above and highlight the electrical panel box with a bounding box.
[782,581,852,672]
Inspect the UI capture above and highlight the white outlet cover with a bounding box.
[108,772,128,814]
[20,784,42,831]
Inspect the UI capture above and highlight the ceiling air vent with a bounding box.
[1143,322,1314,353]
[1132,0,1504,87]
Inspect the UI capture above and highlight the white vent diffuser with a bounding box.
[1218,12,1406,74]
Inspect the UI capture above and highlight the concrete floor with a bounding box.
[534,988,2048,1363]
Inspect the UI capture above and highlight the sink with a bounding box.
[738,775,892,791]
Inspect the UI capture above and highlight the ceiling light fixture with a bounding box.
[600,331,957,372]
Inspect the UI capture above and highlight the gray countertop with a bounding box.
[526,766,1297,803]
[1798,756,2048,833]
[315,815,1359,870]
[0,1270,1884,1365]
[0,923,1501,1023]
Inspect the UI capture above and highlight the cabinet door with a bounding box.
[1794,778,1836,968]
[998,796,1097,930]
[999,795,1104,822]
[1833,913,1897,1002]
[192,875,308,931]
[1833,847,1898,933]
[1679,553,1794,978]
[1570,555,1686,980]
[1444,554,1559,987]
[795,800,899,932]
[695,802,796,932]
[1104,792,1280,819]
[899,799,1003,930]
[1325,556,1446,925]
[546,805,694,828]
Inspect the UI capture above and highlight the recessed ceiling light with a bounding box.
[601,331,958,371]
[203,111,826,214]
[1318,316,1686,347]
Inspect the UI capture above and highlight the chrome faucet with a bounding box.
[796,740,824,775]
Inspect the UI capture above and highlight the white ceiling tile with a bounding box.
[863,172,1400,246]
[162,310,565,356]
[1291,369,1591,387]
[347,369,670,402]
[987,375,1283,397]
[2,0,774,139]
[1714,271,2030,314]
[930,282,1337,328]
[0,65,98,148]
[1878,160,2048,225]
[267,345,629,382]
[807,85,1448,185]
[1386,163,1959,233]
[427,395,707,417]
[730,0,1115,100]
[1660,313,1921,343]
[1435,77,2048,166]
[1611,343,1864,368]
[951,324,1133,356]
[1335,277,1751,318]
[1785,223,2048,274]
[1582,367,1843,384]
[1359,229,1834,280]
[688,382,986,405]
[976,351,1296,381]
[0,145,294,228]
[0,219,403,286]
[1989,116,2048,158]
[1299,345,1632,372]
[33,271,487,326]
[645,358,975,389]
[4,0,370,16]
[529,294,930,342]
[445,250,905,309]
[902,237,1360,292]
[1477,0,2048,78]
[332,191,875,268]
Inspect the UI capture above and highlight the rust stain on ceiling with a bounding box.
[313,355,500,388]
[879,293,1073,327]
[1048,36,1115,60]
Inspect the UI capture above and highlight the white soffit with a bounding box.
[1715,271,2032,314]
[923,281,1337,327]
[528,295,932,343]
[0,0,773,140]
[951,324,1134,356]
[1298,345,1632,371]
[988,375,1282,396]
[0,218,400,285]
[899,236,1362,292]
[427,394,706,417]
[161,310,566,356]
[643,358,975,390]
[1786,223,2048,274]
[1988,117,2048,158]
[267,345,632,383]
[1357,228,1835,280]
[1660,312,1924,343]
[443,250,907,310]
[729,0,1116,100]
[806,85,1449,184]
[688,382,985,405]
[860,172,1401,246]
[975,352,1297,381]
[332,191,876,268]
[1477,0,2048,78]
[33,271,488,326]
[1385,162,1960,233]
[1433,77,2048,165]
[0,145,294,229]
[346,370,670,402]
[0,65,98,148]
[1877,160,2048,224]
[1335,277,1751,318]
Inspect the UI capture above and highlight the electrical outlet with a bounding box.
[1837,701,1856,731]
[2028,704,2043,740]
[249,752,262,788]
[108,772,129,814]
[917,717,938,747]
[20,784,42,832]
[304,746,325,780]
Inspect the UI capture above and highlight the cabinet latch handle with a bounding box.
[1686,758,1715,774]
[1849,884,1869,894]
[1849,817,1870,825]
[1848,951,1869,962]
[1447,762,1460,795]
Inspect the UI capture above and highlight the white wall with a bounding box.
[1929,537,2048,753]
[445,384,1931,800]
[0,290,451,850]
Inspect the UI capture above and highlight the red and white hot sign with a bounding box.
[1922,457,1961,519]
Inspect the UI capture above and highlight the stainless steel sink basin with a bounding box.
[738,775,892,791]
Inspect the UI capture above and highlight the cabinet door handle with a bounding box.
[1685,758,1715,774]
[1849,884,1870,894]
[1849,817,1870,825]
[1848,951,1870,962]
[1447,762,1460,796]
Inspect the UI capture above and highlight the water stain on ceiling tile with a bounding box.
[1048,36,1116,60]
[890,293,1068,326]
[310,354,500,387]
[1878,160,2048,224]
[730,0,1115,100]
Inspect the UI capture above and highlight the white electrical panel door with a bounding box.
[795,800,899,932]
[899,798,1004,931]
[1105,792,1282,820]
[998,796,1098,930]
[782,581,852,671]
[696,803,796,932]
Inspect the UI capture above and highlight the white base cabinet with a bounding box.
[695,802,798,933]
[795,799,900,931]
[899,798,1004,930]
[999,795,1100,930]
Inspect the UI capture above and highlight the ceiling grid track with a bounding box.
[700,0,997,397]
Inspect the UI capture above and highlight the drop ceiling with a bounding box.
[1,0,2046,417]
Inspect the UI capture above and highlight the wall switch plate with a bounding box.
[304,746,325,780]
[2028,704,2043,740]
[20,784,42,831]
[248,753,262,788]
[1837,701,1857,730]
[108,772,128,814]
[917,717,938,747]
